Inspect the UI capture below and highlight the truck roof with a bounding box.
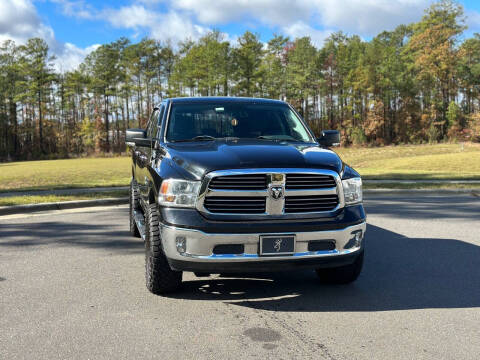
[162,96,287,106]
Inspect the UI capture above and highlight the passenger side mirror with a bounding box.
[317,130,340,147]
[126,128,151,147]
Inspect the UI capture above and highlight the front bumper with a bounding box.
[161,222,366,272]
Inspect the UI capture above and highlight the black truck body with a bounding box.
[127,97,366,294]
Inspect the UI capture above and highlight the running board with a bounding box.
[133,210,146,241]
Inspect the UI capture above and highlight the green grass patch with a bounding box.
[0,190,128,207]
[0,157,131,192]
[335,143,480,180]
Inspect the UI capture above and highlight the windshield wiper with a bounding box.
[173,135,216,142]
[191,135,216,141]
[257,135,299,141]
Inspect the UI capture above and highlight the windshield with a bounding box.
[166,102,314,142]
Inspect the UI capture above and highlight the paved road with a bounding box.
[1,194,479,360]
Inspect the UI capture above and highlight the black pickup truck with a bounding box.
[126,97,366,294]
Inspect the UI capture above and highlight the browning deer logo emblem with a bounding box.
[274,239,283,252]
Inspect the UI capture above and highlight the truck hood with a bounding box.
[163,139,343,180]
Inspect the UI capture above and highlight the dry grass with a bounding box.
[0,157,131,192]
[335,143,480,180]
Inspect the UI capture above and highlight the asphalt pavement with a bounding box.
[1,194,479,359]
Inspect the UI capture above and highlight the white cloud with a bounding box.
[173,0,311,27]
[53,43,100,72]
[47,0,441,51]
[56,2,232,45]
[103,5,210,43]
[0,0,56,44]
[316,0,429,35]
[170,0,430,37]
[51,0,96,20]
[104,5,157,29]
[282,22,333,47]
[149,12,210,42]
[0,0,97,71]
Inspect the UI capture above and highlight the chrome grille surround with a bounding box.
[196,168,344,219]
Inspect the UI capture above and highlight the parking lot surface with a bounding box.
[1,194,479,359]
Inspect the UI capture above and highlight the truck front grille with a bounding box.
[285,195,339,213]
[200,170,341,216]
[204,197,266,213]
[209,174,267,190]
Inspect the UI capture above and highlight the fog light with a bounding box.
[353,230,363,247]
[344,230,363,249]
[175,236,186,254]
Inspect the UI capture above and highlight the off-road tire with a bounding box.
[315,250,364,284]
[129,180,141,238]
[145,203,182,294]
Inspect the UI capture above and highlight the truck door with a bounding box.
[137,109,159,199]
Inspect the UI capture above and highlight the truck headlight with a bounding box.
[342,177,362,205]
[159,179,201,208]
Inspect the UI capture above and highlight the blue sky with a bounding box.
[1,0,480,71]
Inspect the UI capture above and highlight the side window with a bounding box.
[147,110,158,138]
[154,106,165,139]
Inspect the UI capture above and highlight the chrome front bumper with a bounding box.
[160,222,366,265]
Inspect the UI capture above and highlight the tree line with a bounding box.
[1,0,479,161]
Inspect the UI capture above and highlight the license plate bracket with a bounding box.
[260,235,295,256]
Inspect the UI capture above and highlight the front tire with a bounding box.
[144,204,182,294]
[129,180,141,238]
[315,251,364,284]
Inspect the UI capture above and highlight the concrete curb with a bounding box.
[0,197,128,216]
[0,186,129,198]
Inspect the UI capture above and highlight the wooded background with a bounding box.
[1,0,479,161]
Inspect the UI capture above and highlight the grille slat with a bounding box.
[286,174,336,189]
[204,196,265,214]
[206,198,264,202]
[213,176,266,180]
[209,174,267,190]
[207,204,264,208]
[210,185,266,189]
[213,181,266,184]
[285,195,339,213]
[284,196,338,201]
[285,203,338,207]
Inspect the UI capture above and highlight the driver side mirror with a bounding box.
[317,130,340,147]
[126,128,151,147]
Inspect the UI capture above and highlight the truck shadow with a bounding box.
[0,221,143,254]
[363,193,480,220]
[171,224,480,312]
